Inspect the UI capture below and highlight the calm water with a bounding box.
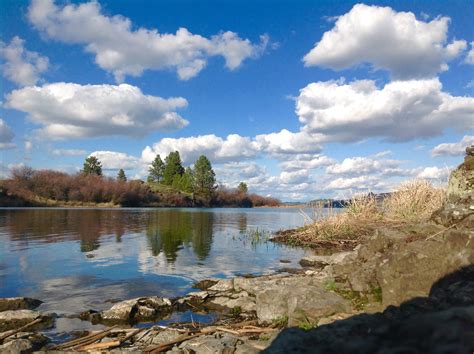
[0,207,313,319]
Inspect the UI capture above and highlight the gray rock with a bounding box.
[101,297,172,323]
[0,298,42,312]
[255,277,351,326]
[376,229,474,307]
[180,333,240,353]
[208,279,234,292]
[299,251,354,268]
[208,295,256,313]
[0,310,54,332]
[0,339,33,353]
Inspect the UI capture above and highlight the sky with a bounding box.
[0,0,473,201]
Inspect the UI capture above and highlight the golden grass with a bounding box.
[276,179,445,247]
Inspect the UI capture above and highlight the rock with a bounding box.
[150,328,183,345]
[299,251,354,268]
[255,277,351,326]
[100,296,172,323]
[376,229,474,307]
[0,339,33,353]
[0,310,54,332]
[193,279,219,290]
[0,297,43,312]
[180,333,240,353]
[208,279,234,292]
[208,295,256,313]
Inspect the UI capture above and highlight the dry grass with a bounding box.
[275,179,446,248]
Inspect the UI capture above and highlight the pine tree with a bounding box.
[180,167,194,193]
[237,182,248,193]
[117,169,127,182]
[163,151,185,185]
[81,156,102,176]
[148,155,164,183]
[193,155,216,197]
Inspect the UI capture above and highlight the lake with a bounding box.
[0,207,316,323]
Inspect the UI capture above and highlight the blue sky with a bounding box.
[1,0,473,201]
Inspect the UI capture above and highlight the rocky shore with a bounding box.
[1,148,473,353]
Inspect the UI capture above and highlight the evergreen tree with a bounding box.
[193,155,216,197]
[81,156,102,176]
[163,151,184,185]
[117,169,127,182]
[180,167,194,193]
[148,154,164,183]
[237,182,248,193]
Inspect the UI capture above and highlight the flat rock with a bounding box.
[101,296,172,323]
[208,279,234,292]
[0,310,54,332]
[299,251,354,268]
[0,297,43,312]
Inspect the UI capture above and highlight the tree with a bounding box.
[82,156,102,176]
[193,155,216,197]
[163,151,185,185]
[117,169,127,182]
[237,182,248,193]
[148,155,164,183]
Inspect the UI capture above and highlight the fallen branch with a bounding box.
[147,332,200,353]
[51,325,118,350]
[79,340,121,351]
[0,318,43,343]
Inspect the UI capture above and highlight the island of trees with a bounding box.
[0,151,280,208]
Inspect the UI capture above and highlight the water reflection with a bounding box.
[0,208,312,315]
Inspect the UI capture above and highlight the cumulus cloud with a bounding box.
[326,156,403,176]
[142,134,259,165]
[28,0,268,81]
[254,129,322,156]
[0,36,49,86]
[6,82,188,139]
[279,170,310,184]
[279,154,334,171]
[416,166,450,180]
[325,175,388,191]
[431,135,474,157]
[90,151,139,170]
[466,42,474,64]
[303,4,467,79]
[141,129,320,165]
[0,118,15,149]
[296,78,474,142]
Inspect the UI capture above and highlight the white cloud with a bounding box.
[90,151,139,170]
[326,156,403,176]
[52,148,87,156]
[279,154,334,171]
[0,118,15,149]
[325,175,387,191]
[416,166,450,180]
[296,78,474,142]
[465,42,474,64]
[279,170,310,184]
[431,135,474,157]
[6,82,188,139]
[142,134,259,165]
[255,129,322,156]
[0,36,49,86]
[303,4,467,79]
[141,129,320,165]
[28,0,268,82]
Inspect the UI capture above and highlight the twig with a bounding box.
[51,325,118,350]
[79,340,121,351]
[0,318,43,343]
[425,222,457,240]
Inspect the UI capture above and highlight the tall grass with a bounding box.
[279,180,445,246]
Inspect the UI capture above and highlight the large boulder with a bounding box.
[255,277,351,326]
[0,310,54,332]
[0,298,42,312]
[376,229,474,307]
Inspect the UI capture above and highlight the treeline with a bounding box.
[0,151,280,208]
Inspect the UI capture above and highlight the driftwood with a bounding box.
[50,325,118,350]
[76,327,146,351]
[0,318,43,343]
